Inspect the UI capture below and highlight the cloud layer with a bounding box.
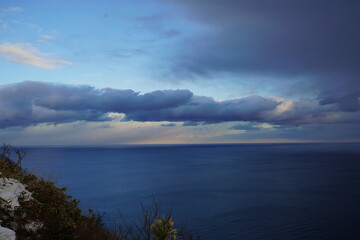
[168,0,360,113]
[0,81,358,129]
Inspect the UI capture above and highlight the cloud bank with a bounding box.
[0,81,358,129]
[167,0,360,113]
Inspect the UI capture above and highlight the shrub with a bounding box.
[151,217,177,240]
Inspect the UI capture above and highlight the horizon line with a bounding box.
[14,140,360,148]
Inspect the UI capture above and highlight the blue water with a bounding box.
[20,143,360,240]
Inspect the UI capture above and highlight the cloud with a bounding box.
[182,121,199,126]
[125,95,279,122]
[171,0,360,75]
[40,34,56,40]
[166,0,360,112]
[160,123,176,127]
[2,7,23,13]
[0,43,71,69]
[318,90,360,112]
[229,123,261,131]
[221,123,360,143]
[0,81,192,128]
[95,123,113,129]
[0,81,358,129]
[34,87,193,112]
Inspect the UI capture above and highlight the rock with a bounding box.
[0,178,32,210]
[25,221,43,232]
[0,225,16,240]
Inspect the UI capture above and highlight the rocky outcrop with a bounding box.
[0,176,33,240]
[0,225,16,240]
[0,177,32,209]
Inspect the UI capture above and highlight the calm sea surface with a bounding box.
[20,143,360,240]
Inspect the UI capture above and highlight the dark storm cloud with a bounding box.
[0,81,191,128]
[125,95,279,122]
[318,89,360,112]
[0,81,107,128]
[34,87,192,112]
[169,0,360,111]
[0,81,358,129]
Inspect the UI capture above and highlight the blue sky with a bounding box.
[0,0,359,145]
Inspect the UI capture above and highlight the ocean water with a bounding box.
[20,143,360,240]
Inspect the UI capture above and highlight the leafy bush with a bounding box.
[151,217,177,240]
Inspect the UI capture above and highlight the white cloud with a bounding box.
[40,34,56,40]
[2,7,23,13]
[0,43,71,69]
[270,97,294,115]
[106,112,126,120]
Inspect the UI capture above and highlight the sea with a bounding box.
[19,143,360,240]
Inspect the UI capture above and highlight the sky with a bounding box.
[0,0,359,145]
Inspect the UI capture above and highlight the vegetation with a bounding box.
[0,144,200,240]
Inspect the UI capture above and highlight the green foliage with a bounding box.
[73,210,119,240]
[0,143,27,180]
[151,217,177,240]
[15,179,82,239]
[115,202,201,240]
